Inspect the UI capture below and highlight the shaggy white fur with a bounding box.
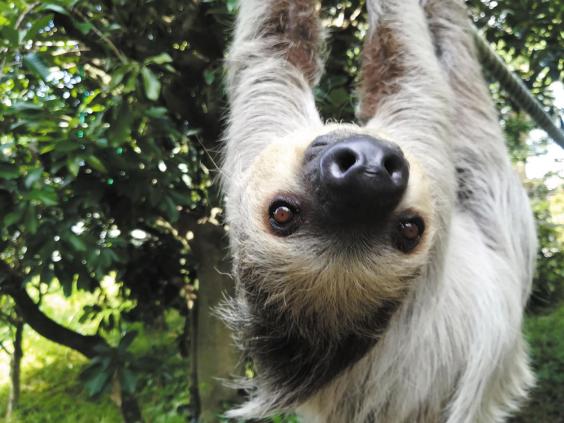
[221,0,536,422]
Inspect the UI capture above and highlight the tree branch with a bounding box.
[0,260,106,358]
[0,340,12,355]
[9,287,106,358]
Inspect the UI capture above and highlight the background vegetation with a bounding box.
[0,0,562,422]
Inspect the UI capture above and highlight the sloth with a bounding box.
[220,0,537,421]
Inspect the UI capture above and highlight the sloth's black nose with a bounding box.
[313,135,409,222]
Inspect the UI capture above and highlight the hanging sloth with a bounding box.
[220,0,537,421]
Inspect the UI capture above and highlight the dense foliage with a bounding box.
[0,0,562,421]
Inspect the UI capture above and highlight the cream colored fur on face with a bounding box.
[238,123,435,335]
[222,0,536,421]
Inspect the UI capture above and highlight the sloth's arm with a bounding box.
[359,0,456,243]
[423,0,536,289]
[358,0,451,127]
[423,0,508,162]
[224,0,323,174]
[422,3,537,421]
[422,0,527,215]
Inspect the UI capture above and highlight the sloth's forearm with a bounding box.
[361,0,456,234]
[225,0,323,170]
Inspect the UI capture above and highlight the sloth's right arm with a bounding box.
[359,0,457,241]
[225,0,323,175]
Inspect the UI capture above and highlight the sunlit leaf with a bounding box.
[40,3,68,15]
[141,66,161,101]
[27,188,58,206]
[66,157,81,177]
[24,167,44,188]
[145,53,173,65]
[23,53,50,81]
[145,107,168,118]
[23,14,54,41]
[86,156,108,174]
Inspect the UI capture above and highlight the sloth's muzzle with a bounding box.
[305,134,409,224]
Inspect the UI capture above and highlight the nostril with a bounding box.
[383,155,402,176]
[334,149,358,174]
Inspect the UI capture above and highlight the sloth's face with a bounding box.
[227,123,435,335]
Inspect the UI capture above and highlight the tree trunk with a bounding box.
[190,222,240,422]
[188,298,201,422]
[5,320,23,420]
[120,390,144,423]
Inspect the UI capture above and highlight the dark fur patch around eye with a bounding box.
[267,196,303,236]
[393,215,425,253]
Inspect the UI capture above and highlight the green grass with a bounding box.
[513,304,564,422]
[0,332,121,422]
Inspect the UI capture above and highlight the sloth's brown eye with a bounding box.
[395,216,425,253]
[272,205,294,224]
[268,198,301,236]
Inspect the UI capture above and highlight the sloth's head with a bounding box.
[222,122,440,409]
[225,124,436,337]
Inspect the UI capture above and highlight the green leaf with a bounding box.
[23,204,39,234]
[328,87,349,107]
[141,66,161,101]
[226,0,238,13]
[40,3,69,15]
[0,163,19,179]
[162,196,179,222]
[88,355,112,372]
[145,107,168,118]
[145,53,173,65]
[0,26,19,46]
[84,368,112,397]
[3,211,21,227]
[204,69,215,85]
[75,22,93,35]
[66,234,88,252]
[108,102,134,146]
[23,14,54,41]
[168,190,194,207]
[86,156,108,174]
[118,331,138,353]
[93,343,112,355]
[66,157,81,177]
[120,368,137,395]
[23,53,50,81]
[24,167,43,188]
[27,188,58,206]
